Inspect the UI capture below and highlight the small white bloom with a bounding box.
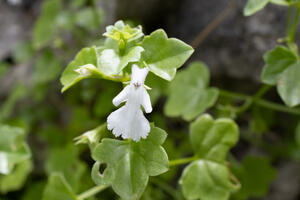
[107,64,152,141]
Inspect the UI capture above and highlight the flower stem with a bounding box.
[219,88,300,115]
[77,185,109,200]
[169,156,197,167]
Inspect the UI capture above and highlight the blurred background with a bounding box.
[0,0,299,200]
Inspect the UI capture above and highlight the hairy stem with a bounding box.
[77,185,109,200]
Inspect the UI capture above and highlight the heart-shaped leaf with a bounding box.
[141,29,194,81]
[92,124,169,200]
[180,160,238,200]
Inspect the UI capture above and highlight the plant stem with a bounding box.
[77,185,109,200]
[236,85,271,114]
[288,7,300,43]
[169,156,197,167]
[219,89,300,115]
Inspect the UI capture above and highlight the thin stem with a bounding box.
[236,85,271,114]
[288,7,300,43]
[77,185,109,200]
[219,89,300,115]
[169,156,197,167]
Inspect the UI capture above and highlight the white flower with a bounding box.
[107,64,152,141]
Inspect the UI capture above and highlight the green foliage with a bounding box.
[164,62,219,121]
[45,144,87,192]
[180,114,239,200]
[0,160,33,194]
[189,114,239,163]
[0,125,31,175]
[244,0,270,16]
[33,0,62,49]
[42,173,77,200]
[262,46,300,107]
[92,124,168,200]
[141,29,194,81]
[231,156,277,200]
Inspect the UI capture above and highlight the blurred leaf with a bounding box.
[22,181,46,200]
[231,156,277,200]
[180,114,240,200]
[75,7,103,31]
[190,114,239,163]
[180,160,237,200]
[244,0,269,16]
[42,173,77,200]
[141,29,194,81]
[33,50,62,84]
[33,0,62,49]
[92,124,169,200]
[0,62,9,78]
[164,62,219,121]
[250,106,274,134]
[0,160,33,194]
[262,46,297,85]
[0,84,27,121]
[277,61,300,107]
[70,0,87,9]
[270,0,289,5]
[12,41,34,64]
[45,144,86,192]
[0,125,31,175]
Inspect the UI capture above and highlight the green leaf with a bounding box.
[0,125,31,175]
[261,46,297,85]
[45,144,86,192]
[42,173,77,200]
[244,0,269,16]
[270,0,289,6]
[180,160,237,200]
[97,46,144,76]
[33,0,62,49]
[277,61,300,107]
[180,114,240,200]
[190,114,239,163]
[0,160,33,194]
[141,29,194,81]
[60,45,136,92]
[231,156,277,200]
[22,181,46,200]
[33,50,62,84]
[92,124,169,200]
[60,47,98,92]
[164,62,219,121]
